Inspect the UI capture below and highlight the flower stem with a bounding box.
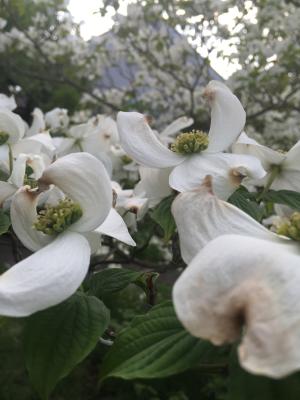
[258,164,281,201]
[8,144,13,175]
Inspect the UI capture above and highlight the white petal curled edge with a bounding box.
[233,138,285,170]
[117,112,184,168]
[0,232,90,317]
[171,179,282,264]
[96,208,136,246]
[10,186,52,252]
[40,153,112,232]
[169,153,266,200]
[173,234,300,378]
[204,81,246,153]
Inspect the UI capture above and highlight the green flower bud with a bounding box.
[121,155,132,165]
[0,131,9,145]
[34,198,83,235]
[171,130,209,155]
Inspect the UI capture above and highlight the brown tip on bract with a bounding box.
[144,115,153,125]
[229,168,245,186]
[203,87,215,103]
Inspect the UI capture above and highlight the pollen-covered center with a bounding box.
[171,130,208,155]
[276,212,300,241]
[0,131,9,145]
[34,198,83,235]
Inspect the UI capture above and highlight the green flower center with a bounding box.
[34,198,83,235]
[276,212,300,241]
[23,165,38,189]
[0,131,9,145]
[171,130,209,155]
[121,155,132,165]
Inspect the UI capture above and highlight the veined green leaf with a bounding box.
[264,190,300,210]
[101,301,228,381]
[228,187,263,221]
[24,292,110,400]
[151,195,177,242]
[87,268,144,298]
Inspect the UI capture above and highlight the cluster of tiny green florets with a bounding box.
[171,130,209,155]
[121,155,132,165]
[23,176,38,188]
[277,212,300,241]
[0,131,9,145]
[34,198,83,235]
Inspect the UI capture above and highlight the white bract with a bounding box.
[45,107,69,131]
[233,132,300,192]
[117,81,265,199]
[172,177,300,378]
[173,234,300,379]
[0,93,16,111]
[26,107,46,136]
[0,109,25,145]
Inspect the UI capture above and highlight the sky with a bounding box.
[68,0,239,79]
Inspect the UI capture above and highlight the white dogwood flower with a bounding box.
[117,81,265,199]
[45,107,69,131]
[0,153,133,317]
[233,132,300,192]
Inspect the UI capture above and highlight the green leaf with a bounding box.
[228,187,263,221]
[87,268,144,298]
[101,301,227,381]
[0,209,11,235]
[228,349,300,400]
[24,292,110,400]
[151,195,176,241]
[264,190,300,210]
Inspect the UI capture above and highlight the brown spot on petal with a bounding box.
[229,168,245,186]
